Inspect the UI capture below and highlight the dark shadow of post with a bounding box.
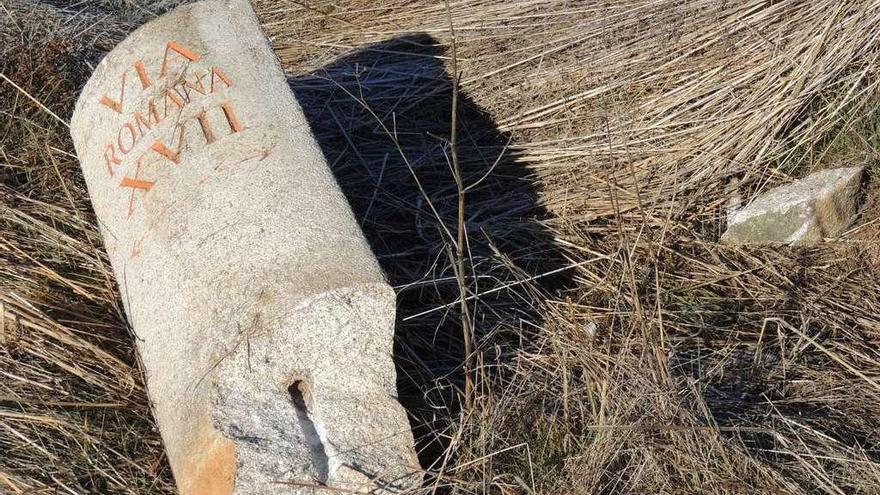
[289,34,571,476]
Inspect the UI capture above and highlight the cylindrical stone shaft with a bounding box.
[69,1,418,493]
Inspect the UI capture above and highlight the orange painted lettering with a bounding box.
[210,67,232,92]
[120,176,154,191]
[183,71,208,97]
[196,111,216,144]
[133,99,162,136]
[125,156,151,217]
[163,87,186,114]
[221,101,243,133]
[134,60,152,89]
[150,125,185,163]
[99,72,126,113]
[117,123,138,154]
[103,143,121,176]
[160,41,201,77]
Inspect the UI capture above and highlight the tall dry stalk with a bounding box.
[444,0,475,412]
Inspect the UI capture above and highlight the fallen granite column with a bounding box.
[69,1,418,493]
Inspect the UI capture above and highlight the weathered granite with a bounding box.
[721,166,864,246]
[69,1,419,493]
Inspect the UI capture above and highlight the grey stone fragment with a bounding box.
[721,166,864,246]
[69,1,419,493]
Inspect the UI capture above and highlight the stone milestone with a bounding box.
[722,166,864,246]
[69,1,419,493]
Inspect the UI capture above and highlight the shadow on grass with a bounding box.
[290,34,571,477]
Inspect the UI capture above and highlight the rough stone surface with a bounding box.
[721,166,864,246]
[69,1,419,493]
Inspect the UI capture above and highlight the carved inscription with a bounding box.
[91,40,263,258]
[97,41,242,209]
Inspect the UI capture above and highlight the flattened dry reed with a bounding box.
[2,0,880,493]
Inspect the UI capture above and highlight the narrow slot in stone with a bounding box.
[288,380,330,483]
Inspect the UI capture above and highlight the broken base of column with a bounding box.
[206,286,418,495]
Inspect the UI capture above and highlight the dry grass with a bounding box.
[2,0,880,493]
